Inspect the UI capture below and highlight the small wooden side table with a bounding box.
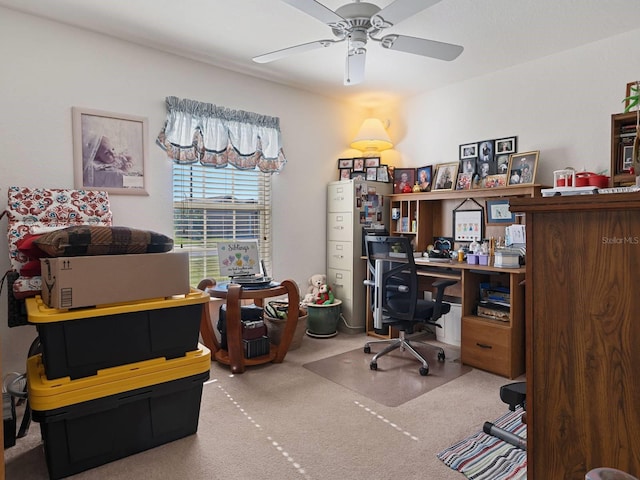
[200,279,300,373]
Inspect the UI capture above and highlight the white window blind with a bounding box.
[173,163,272,285]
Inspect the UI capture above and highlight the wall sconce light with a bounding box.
[350,118,393,156]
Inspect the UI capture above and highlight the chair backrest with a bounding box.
[5,186,113,272]
[364,235,418,325]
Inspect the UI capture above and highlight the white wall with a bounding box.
[397,28,640,186]
[0,8,366,373]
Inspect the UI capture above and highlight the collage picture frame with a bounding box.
[337,157,390,183]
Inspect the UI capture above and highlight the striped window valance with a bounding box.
[156,96,286,173]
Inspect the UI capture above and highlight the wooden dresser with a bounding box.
[510,193,640,480]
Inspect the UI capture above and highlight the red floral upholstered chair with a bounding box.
[4,187,112,325]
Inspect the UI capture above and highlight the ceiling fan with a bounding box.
[252,0,463,86]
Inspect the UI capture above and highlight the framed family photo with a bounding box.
[508,151,539,185]
[377,165,390,182]
[433,162,459,191]
[72,107,148,195]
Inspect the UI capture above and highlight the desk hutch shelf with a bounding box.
[366,184,541,378]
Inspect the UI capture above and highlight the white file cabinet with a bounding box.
[327,180,390,333]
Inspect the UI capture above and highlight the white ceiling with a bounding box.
[2,0,640,108]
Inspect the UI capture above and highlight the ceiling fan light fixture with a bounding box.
[350,118,393,152]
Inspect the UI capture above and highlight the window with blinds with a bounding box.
[173,163,272,285]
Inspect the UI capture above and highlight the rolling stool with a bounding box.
[483,381,527,450]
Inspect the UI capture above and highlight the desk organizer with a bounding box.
[27,345,210,479]
[26,290,209,380]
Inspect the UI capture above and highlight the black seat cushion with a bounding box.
[384,298,451,332]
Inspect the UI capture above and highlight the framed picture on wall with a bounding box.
[339,168,352,181]
[453,209,483,242]
[353,158,365,172]
[72,107,148,195]
[486,198,516,225]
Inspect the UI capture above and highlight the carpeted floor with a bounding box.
[437,407,527,480]
[303,338,472,407]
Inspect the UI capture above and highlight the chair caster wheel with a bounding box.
[364,345,371,354]
[370,362,377,371]
[419,366,429,376]
[438,351,445,362]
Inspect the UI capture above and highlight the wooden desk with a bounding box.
[200,279,300,374]
[366,257,525,378]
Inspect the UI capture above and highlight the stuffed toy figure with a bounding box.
[302,273,326,304]
[314,284,335,305]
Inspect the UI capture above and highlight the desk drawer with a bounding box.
[327,241,353,270]
[461,317,510,377]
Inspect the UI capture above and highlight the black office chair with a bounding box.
[363,235,456,376]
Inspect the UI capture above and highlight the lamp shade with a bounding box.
[350,118,393,152]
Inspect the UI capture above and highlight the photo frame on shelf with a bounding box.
[486,198,516,225]
[460,143,478,159]
[339,168,351,181]
[478,139,495,165]
[456,172,473,190]
[364,157,381,168]
[366,167,378,181]
[622,144,634,172]
[416,165,433,191]
[393,168,416,193]
[483,174,507,188]
[495,136,517,154]
[453,209,483,242]
[353,158,365,172]
[338,158,354,169]
[351,171,366,181]
[376,165,390,182]
[460,158,476,176]
[72,107,148,195]
[433,162,459,190]
[507,150,539,185]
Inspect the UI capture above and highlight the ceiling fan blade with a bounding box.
[380,34,463,61]
[344,50,366,86]
[372,0,442,28]
[253,39,341,63]
[282,0,346,26]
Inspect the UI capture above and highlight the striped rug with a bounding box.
[437,408,527,480]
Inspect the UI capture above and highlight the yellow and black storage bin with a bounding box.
[27,344,211,479]
[26,290,209,380]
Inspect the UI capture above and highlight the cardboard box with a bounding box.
[40,252,190,309]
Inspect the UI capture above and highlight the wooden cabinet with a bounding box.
[327,180,391,333]
[510,194,640,479]
[460,267,525,379]
[610,111,638,187]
